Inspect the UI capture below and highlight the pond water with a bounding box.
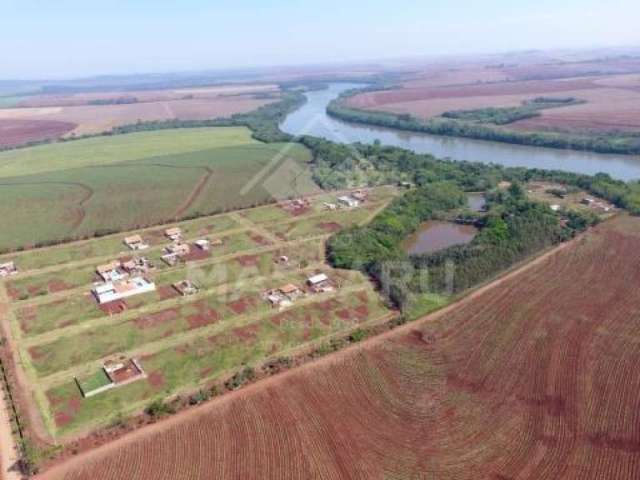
[280,83,640,181]
[402,221,479,256]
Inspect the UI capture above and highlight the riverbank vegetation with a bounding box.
[327,88,640,155]
[299,135,640,215]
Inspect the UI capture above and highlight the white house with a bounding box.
[307,273,333,292]
[93,277,156,304]
[0,262,17,278]
[337,195,360,208]
[195,239,211,251]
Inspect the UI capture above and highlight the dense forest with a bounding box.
[328,182,599,316]
[327,89,640,155]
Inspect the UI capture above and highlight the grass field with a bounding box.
[0,186,398,440]
[0,127,320,250]
[37,214,640,480]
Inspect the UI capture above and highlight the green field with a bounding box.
[0,187,398,439]
[0,127,320,251]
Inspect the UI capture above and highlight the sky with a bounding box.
[2,0,639,79]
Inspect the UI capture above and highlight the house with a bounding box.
[173,280,199,296]
[77,357,146,398]
[161,253,180,267]
[92,277,156,304]
[123,235,149,251]
[264,284,302,308]
[121,257,153,275]
[351,190,367,202]
[581,197,595,206]
[324,202,338,211]
[399,181,414,189]
[550,204,561,212]
[96,261,126,282]
[307,273,333,292]
[166,243,190,256]
[195,239,211,251]
[279,284,302,301]
[103,357,146,385]
[266,292,292,308]
[0,261,17,278]
[161,243,190,266]
[165,227,182,241]
[337,195,360,208]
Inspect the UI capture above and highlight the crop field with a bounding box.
[37,215,640,479]
[0,84,279,142]
[14,85,280,109]
[0,126,321,250]
[0,186,397,441]
[0,118,77,148]
[346,61,640,134]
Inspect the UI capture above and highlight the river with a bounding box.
[280,83,640,181]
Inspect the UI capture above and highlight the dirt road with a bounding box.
[0,298,21,480]
[0,388,20,480]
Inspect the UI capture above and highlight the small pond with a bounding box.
[403,221,479,256]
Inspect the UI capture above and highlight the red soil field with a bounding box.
[511,87,640,133]
[0,90,277,141]
[347,60,640,134]
[0,118,76,147]
[16,84,279,108]
[38,215,640,479]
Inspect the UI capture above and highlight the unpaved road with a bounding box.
[0,299,21,480]
[0,386,20,480]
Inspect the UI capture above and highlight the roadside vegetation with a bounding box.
[299,135,640,215]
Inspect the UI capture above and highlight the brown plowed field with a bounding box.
[511,87,640,133]
[16,84,279,108]
[38,215,640,479]
[348,67,640,133]
[0,95,275,138]
[0,119,76,147]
